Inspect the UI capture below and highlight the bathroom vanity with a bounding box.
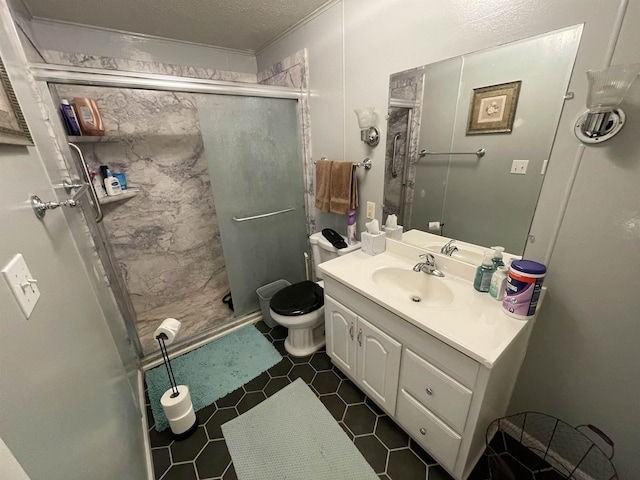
[319,239,533,480]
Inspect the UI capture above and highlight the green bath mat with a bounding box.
[222,378,378,480]
[145,324,282,432]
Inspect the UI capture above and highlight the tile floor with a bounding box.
[146,321,562,480]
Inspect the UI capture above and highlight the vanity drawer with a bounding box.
[396,389,461,472]
[400,348,472,433]
[405,333,479,389]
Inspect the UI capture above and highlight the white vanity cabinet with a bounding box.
[323,277,531,480]
[325,295,401,413]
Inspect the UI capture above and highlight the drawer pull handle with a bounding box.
[425,388,433,396]
[349,323,354,340]
[420,428,426,435]
[357,328,363,346]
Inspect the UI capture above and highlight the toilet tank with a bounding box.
[309,232,361,280]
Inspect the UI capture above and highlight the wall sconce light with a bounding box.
[574,64,640,144]
[354,107,380,146]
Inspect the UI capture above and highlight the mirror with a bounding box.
[383,25,583,256]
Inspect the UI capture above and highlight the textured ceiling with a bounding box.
[21,0,331,52]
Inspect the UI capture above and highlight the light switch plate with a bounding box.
[2,254,40,318]
[510,160,529,175]
[366,201,375,219]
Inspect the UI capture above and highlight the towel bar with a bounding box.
[232,206,295,222]
[314,157,372,170]
[418,148,485,158]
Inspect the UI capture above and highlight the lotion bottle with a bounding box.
[489,265,509,300]
[473,251,495,292]
[347,209,357,245]
[103,171,122,196]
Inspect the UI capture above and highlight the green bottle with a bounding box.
[491,246,505,269]
[473,252,495,292]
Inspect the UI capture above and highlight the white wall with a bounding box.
[0,1,147,478]
[257,2,345,232]
[257,1,640,477]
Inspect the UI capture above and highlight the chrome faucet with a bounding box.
[440,240,458,256]
[413,253,445,277]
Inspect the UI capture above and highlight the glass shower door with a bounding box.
[197,95,307,317]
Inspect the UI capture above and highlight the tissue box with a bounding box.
[383,225,403,241]
[361,231,386,255]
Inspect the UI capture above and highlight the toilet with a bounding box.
[270,232,361,357]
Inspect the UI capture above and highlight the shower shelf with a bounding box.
[98,188,139,205]
[68,135,123,143]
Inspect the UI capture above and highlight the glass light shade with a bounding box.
[354,107,375,128]
[586,64,640,111]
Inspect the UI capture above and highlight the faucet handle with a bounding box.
[419,253,436,265]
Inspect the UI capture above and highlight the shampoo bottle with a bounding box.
[74,97,105,136]
[473,251,495,292]
[60,99,82,136]
[347,209,357,245]
[90,171,107,198]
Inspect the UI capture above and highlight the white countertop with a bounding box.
[318,239,531,368]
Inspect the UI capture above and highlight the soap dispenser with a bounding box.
[491,246,505,268]
[474,251,495,292]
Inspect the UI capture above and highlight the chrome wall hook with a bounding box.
[31,185,88,219]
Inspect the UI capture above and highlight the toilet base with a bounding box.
[284,324,325,357]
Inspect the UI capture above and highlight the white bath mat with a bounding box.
[221,378,378,480]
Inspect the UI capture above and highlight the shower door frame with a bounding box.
[32,63,304,359]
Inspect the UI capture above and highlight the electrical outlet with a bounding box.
[510,160,529,175]
[2,253,40,318]
[366,201,375,219]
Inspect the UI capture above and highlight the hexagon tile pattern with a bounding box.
[145,321,549,480]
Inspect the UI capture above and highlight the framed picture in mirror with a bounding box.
[0,57,33,145]
[467,80,521,135]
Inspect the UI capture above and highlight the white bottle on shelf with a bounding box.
[104,174,122,196]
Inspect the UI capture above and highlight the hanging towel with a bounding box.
[330,162,358,214]
[314,159,333,212]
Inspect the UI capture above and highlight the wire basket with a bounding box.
[486,411,618,480]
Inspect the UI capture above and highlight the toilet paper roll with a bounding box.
[154,317,181,345]
[428,221,441,231]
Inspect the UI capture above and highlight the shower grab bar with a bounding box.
[233,206,295,222]
[418,148,486,158]
[68,142,103,223]
[391,133,402,177]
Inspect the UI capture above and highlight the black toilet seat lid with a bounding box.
[270,281,324,316]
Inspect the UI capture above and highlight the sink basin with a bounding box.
[371,267,455,307]
[422,242,485,266]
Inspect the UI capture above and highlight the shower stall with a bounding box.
[32,64,309,358]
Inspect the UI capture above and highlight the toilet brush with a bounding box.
[154,318,197,439]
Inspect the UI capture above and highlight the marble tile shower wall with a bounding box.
[57,85,231,355]
[386,71,424,228]
[42,50,257,83]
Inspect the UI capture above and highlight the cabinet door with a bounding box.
[356,316,402,413]
[325,295,357,375]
